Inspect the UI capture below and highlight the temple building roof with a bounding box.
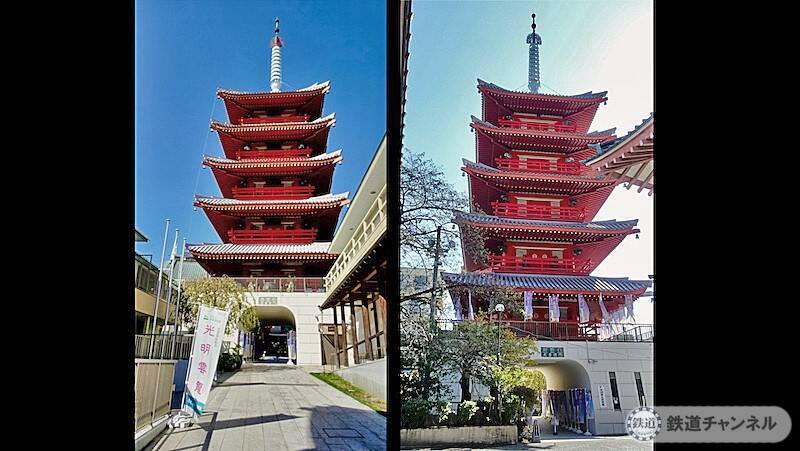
[211,113,336,158]
[471,116,615,157]
[188,242,337,260]
[441,271,651,295]
[477,79,607,132]
[463,158,613,186]
[194,192,349,212]
[455,211,638,233]
[585,113,654,195]
[217,81,331,124]
[204,149,343,172]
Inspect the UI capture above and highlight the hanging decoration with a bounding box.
[598,294,612,340]
[548,294,560,322]
[467,289,475,320]
[454,296,464,320]
[624,294,635,321]
[577,293,590,324]
[523,291,534,320]
[585,389,595,420]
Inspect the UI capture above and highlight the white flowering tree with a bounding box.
[180,276,259,335]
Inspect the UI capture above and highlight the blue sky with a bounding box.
[135,0,385,259]
[404,0,654,321]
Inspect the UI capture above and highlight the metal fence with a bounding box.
[436,319,654,343]
[134,359,176,432]
[135,334,194,360]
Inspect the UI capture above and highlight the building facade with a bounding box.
[320,136,387,400]
[188,21,348,365]
[441,13,653,436]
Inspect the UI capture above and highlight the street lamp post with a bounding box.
[495,302,505,424]
[429,225,442,323]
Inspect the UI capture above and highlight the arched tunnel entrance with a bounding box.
[252,306,296,364]
[530,359,596,436]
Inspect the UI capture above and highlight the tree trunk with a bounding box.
[460,374,471,402]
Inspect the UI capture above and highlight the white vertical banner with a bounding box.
[577,294,590,324]
[548,294,560,322]
[183,306,230,416]
[624,294,635,321]
[454,296,463,320]
[467,289,474,320]
[523,291,533,320]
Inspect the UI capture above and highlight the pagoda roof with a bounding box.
[471,116,615,155]
[194,192,349,213]
[477,79,607,132]
[463,158,615,193]
[463,160,616,221]
[211,113,336,158]
[188,242,337,261]
[455,211,638,234]
[218,82,331,124]
[585,113,654,195]
[441,271,651,296]
[203,149,343,173]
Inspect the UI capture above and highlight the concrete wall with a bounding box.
[400,425,517,448]
[245,292,331,366]
[335,358,386,401]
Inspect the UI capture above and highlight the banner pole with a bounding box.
[161,228,180,358]
[171,238,188,359]
[149,218,170,358]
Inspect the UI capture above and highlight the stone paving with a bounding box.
[150,362,386,451]
[411,436,653,450]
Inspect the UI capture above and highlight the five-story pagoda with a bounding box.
[443,14,651,340]
[189,20,349,287]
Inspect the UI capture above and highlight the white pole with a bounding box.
[149,218,171,358]
[171,237,188,358]
[160,228,180,357]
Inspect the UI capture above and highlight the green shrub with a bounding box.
[401,398,433,429]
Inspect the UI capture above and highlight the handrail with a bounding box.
[240,114,310,124]
[440,319,654,343]
[235,148,312,159]
[228,277,326,293]
[231,185,315,200]
[227,228,318,244]
[494,158,586,175]
[324,185,387,295]
[488,255,591,274]
[491,201,586,221]
[497,118,577,133]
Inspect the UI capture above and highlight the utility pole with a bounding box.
[429,225,442,323]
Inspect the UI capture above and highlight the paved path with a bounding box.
[411,435,652,450]
[150,362,386,451]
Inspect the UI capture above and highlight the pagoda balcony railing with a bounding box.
[231,185,315,200]
[227,277,326,293]
[235,148,312,159]
[491,201,586,221]
[240,114,310,125]
[494,158,586,175]
[488,255,591,274]
[497,118,577,133]
[439,320,654,343]
[227,228,318,244]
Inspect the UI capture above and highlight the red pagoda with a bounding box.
[189,20,349,283]
[443,14,650,340]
